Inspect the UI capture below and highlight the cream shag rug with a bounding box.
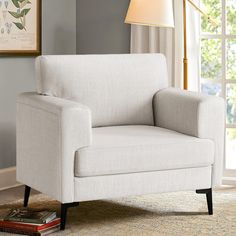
[0,187,236,236]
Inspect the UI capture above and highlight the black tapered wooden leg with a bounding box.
[60,202,79,230]
[23,185,31,207]
[206,189,213,215]
[196,188,213,215]
[60,204,68,230]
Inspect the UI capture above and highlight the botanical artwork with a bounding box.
[0,0,40,55]
[8,0,31,31]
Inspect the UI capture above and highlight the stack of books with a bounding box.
[0,208,60,235]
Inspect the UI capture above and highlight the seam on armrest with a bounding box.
[17,101,59,116]
[17,93,91,116]
[17,100,90,116]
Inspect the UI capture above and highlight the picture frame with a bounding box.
[0,0,41,56]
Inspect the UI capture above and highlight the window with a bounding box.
[200,0,236,177]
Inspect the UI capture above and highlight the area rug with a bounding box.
[0,187,235,236]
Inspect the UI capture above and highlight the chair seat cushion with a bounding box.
[74,126,214,177]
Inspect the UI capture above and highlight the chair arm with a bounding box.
[17,92,92,203]
[153,87,225,186]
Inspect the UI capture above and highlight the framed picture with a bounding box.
[0,0,41,56]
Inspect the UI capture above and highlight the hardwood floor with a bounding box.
[0,186,39,205]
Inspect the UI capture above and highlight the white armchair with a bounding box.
[16,54,225,230]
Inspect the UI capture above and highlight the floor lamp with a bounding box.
[125,0,217,90]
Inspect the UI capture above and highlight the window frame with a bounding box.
[199,0,236,181]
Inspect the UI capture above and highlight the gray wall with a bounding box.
[0,0,76,169]
[76,0,130,54]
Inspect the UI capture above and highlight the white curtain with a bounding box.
[130,0,200,91]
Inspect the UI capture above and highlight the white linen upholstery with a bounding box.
[36,54,168,127]
[75,126,214,177]
[17,92,92,203]
[153,88,225,186]
[16,54,225,205]
[74,166,212,202]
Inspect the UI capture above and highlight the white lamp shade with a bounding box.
[125,0,174,28]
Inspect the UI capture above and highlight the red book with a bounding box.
[0,218,60,232]
[0,225,60,236]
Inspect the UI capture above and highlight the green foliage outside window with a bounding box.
[201,0,236,144]
[201,0,221,34]
[201,39,221,80]
[227,0,236,34]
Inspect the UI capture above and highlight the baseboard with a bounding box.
[222,177,236,186]
[0,167,22,191]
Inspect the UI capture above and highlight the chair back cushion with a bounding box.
[36,54,168,127]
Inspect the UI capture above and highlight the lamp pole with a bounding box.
[183,0,188,90]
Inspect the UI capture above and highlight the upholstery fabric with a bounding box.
[36,54,168,127]
[17,92,92,203]
[16,54,225,204]
[75,126,214,177]
[74,166,212,202]
[153,88,225,186]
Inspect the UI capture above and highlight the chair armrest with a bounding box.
[17,92,92,203]
[153,87,225,186]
